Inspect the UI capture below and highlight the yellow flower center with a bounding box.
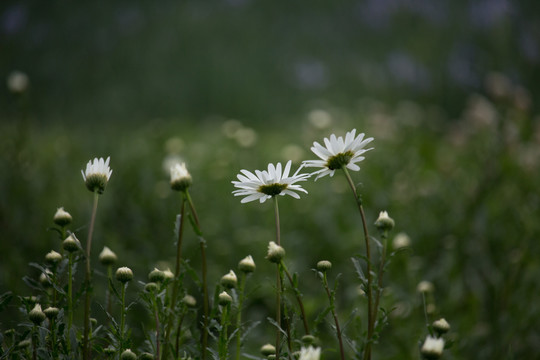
[258,183,288,196]
[326,151,354,170]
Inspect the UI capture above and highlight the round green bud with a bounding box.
[139,353,154,360]
[104,346,116,355]
[62,233,81,253]
[44,307,59,320]
[148,268,166,283]
[39,271,52,288]
[260,343,276,356]
[432,318,450,336]
[90,318,98,327]
[45,250,62,264]
[301,334,317,345]
[116,267,134,283]
[266,241,285,263]
[182,294,197,308]
[53,207,72,227]
[29,304,46,325]
[316,260,332,272]
[162,268,174,281]
[420,336,444,360]
[144,282,158,292]
[17,339,32,349]
[238,255,256,273]
[218,291,232,306]
[120,349,137,360]
[99,246,117,266]
[374,211,395,232]
[220,270,237,289]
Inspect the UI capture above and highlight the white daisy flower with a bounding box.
[170,162,192,191]
[232,160,309,203]
[81,156,113,194]
[303,129,374,180]
[299,346,321,360]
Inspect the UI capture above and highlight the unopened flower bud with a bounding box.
[104,346,116,355]
[99,246,117,266]
[417,281,434,294]
[260,343,276,356]
[392,232,411,250]
[39,270,52,288]
[62,233,81,253]
[81,157,113,194]
[375,211,394,231]
[238,255,256,273]
[170,163,192,192]
[120,349,137,360]
[17,339,32,349]
[45,250,62,264]
[116,267,133,283]
[7,71,29,93]
[218,291,232,306]
[29,304,46,325]
[148,268,166,283]
[302,334,316,345]
[145,282,158,292]
[163,268,174,281]
[432,318,450,336]
[220,270,237,289]
[139,353,154,360]
[316,260,332,272]
[420,336,444,359]
[182,294,197,308]
[266,241,285,263]
[53,207,72,227]
[44,307,59,320]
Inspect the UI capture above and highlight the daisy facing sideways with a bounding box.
[232,160,309,203]
[303,129,374,180]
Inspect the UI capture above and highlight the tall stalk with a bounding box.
[83,192,99,360]
[273,196,282,358]
[342,168,374,360]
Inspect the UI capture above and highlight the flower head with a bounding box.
[220,270,238,289]
[299,346,321,360]
[81,157,113,194]
[115,266,133,283]
[170,163,192,192]
[420,336,445,359]
[232,160,308,203]
[99,246,117,266]
[238,255,256,273]
[53,207,72,227]
[303,129,374,180]
[29,304,46,325]
[266,241,285,263]
[374,210,395,231]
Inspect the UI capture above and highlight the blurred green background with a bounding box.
[1,1,540,359]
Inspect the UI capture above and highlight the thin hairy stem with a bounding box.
[281,262,310,335]
[273,196,282,357]
[342,167,373,360]
[83,192,99,360]
[235,273,246,360]
[120,283,127,352]
[163,196,186,360]
[185,190,209,360]
[322,272,345,360]
[372,231,389,335]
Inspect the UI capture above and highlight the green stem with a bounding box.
[185,190,209,360]
[153,296,161,360]
[342,167,373,360]
[163,196,186,360]
[235,273,246,360]
[372,231,389,337]
[273,196,282,357]
[219,304,230,360]
[32,325,37,360]
[83,192,99,360]
[281,262,310,335]
[67,253,74,342]
[322,272,345,360]
[120,283,127,352]
[106,266,113,318]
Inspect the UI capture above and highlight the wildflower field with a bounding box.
[1,2,540,359]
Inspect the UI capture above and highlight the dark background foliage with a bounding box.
[1,1,539,359]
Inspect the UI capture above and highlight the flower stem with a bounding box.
[185,190,209,360]
[218,304,230,360]
[273,196,282,357]
[119,283,127,352]
[321,272,345,360]
[235,273,246,360]
[281,262,310,335]
[341,167,374,360]
[83,192,99,360]
[163,196,186,360]
[67,252,74,344]
[153,294,161,360]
